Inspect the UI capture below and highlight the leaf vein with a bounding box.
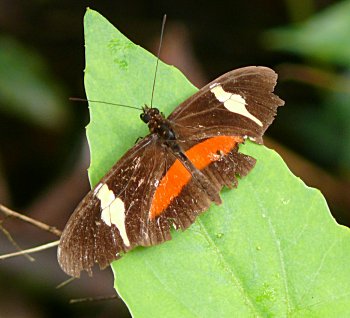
[196,217,262,316]
[246,177,292,316]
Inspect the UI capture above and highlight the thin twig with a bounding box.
[56,277,76,289]
[0,204,62,237]
[0,240,59,260]
[0,224,35,262]
[70,294,118,304]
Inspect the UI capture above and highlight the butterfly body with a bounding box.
[58,66,284,277]
[141,106,175,139]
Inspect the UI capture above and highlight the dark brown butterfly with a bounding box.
[58,66,284,277]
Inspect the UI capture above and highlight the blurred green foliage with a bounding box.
[268,0,350,66]
[265,0,350,175]
[0,36,71,131]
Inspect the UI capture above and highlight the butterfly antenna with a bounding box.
[69,97,142,111]
[150,14,167,108]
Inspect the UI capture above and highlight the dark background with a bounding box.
[1,0,349,317]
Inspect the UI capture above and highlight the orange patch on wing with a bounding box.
[149,135,243,219]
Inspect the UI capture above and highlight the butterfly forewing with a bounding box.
[169,66,284,144]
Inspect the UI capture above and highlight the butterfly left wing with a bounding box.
[58,135,179,277]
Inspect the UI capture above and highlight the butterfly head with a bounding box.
[140,105,176,140]
[140,105,160,124]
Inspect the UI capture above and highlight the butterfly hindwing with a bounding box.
[158,140,257,231]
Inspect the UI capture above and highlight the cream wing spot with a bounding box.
[210,84,263,126]
[95,183,130,246]
[210,84,232,102]
[96,184,115,209]
[107,198,130,246]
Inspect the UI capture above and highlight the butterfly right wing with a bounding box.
[168,66,284,144]
[156,67,284,229]
[58,135,177,277]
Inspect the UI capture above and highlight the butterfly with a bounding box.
[58,66,284,277]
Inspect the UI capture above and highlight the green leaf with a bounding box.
[84,9,350,318]
[264,0,350,67]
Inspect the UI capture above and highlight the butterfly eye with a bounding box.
[140,113,150,123]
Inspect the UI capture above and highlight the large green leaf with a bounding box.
[84,9,350,317]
